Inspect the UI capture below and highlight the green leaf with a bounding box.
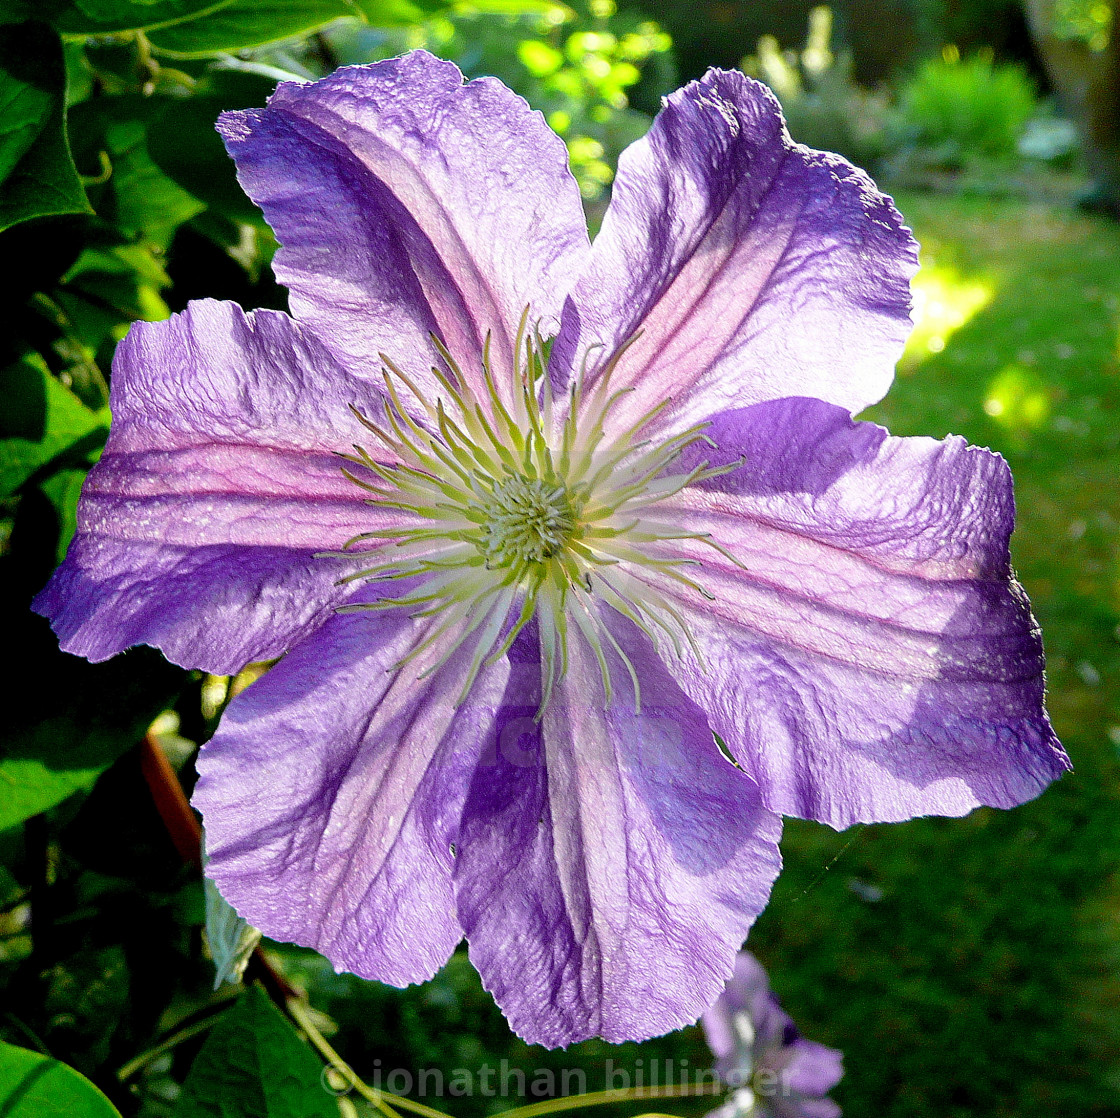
[53,240,172,360]
[0,31,52,180]
[0,1,72,27]
[104,118,205,247]
[0,21,89,232]
[41,464,87,560]
[0,642,182,830]
[68,97,205,248]
[350,0,445,25]
[60,242,172,333]
[0,351,109,498]
[147,0,360,54]
[52,0,240,36]
[175,986,337,1118]
[0,1040,122,1117]
[204,868,261,988]
[1,743,110,833]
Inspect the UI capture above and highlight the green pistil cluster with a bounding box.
[320,312,736,714]
[479,474,579,568]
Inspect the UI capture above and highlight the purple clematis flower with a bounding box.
[34,51,1068,1047]
[703,951,843,1118]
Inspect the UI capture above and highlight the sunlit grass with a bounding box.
[903,262,994,366]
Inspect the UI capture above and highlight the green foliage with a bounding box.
[174,986,337,1118]
[0,351,108,497]
[146,0,431,56]
[0,1040,122,1117]
[896,45,1038,167]
[51,0,240,37]
[0,22,89,233]
[0,641,183,829]
[517,12,672,198]
[4,0,444,43]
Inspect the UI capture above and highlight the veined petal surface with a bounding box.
[218,51,590,404]
[454,621,783,1047]
[643,398,1069,828]
[195,594,509,986]
[33,300,402,674]
[552,69,918,437]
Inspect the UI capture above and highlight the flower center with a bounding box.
[319,316,738,714]
[479,474,578,567]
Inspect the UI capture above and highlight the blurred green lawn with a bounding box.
[291,192,1120,1118]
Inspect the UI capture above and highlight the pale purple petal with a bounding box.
[773,1098,842,1118]
[764,1038,844,1118]
[643,398,1069,828]
[704,951,843,1118]
[782,1041,844,1099]
[33,300,402,674]
[552,69,917,439]
[194,594,509,986]
[711,954,798,1072]
[702,951,775,1069]
[219,51,589,402]
[454,617,783,1047]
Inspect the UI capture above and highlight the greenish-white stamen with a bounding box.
[319,310,737,716]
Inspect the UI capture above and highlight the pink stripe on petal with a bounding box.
[34,300,412,673]
[636,401,1068,827]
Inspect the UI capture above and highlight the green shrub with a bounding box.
[896,45,1037,165]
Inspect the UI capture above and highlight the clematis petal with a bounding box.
[218,51,589,401]
[782,1042,844,1100]
[552,69,917,437]
[703,950,842,1118]
[454,620,782,1047]
[775,1098,841,1118]
[194,594,509,986]
[643,398,1070,828]
[33,300,403,674]
[703,951,783,1073]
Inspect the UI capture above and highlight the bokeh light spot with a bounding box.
[982,364,1051,433]
[903,263,995,368]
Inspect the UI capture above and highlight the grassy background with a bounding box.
[290,193,1120,1118]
